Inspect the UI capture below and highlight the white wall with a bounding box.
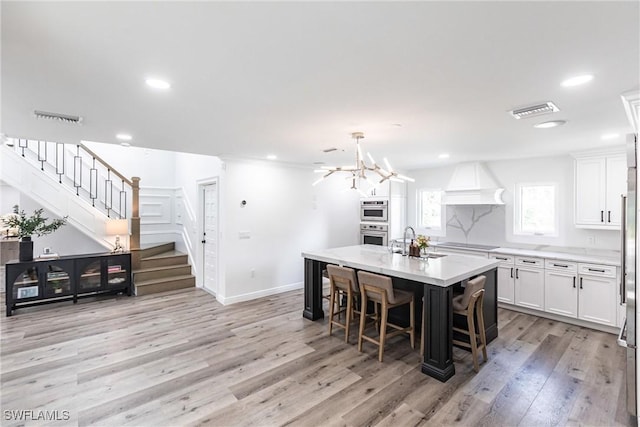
[218,159,360,304]
[81,143,359,306]
[83,142,176,187]
[0,186,106,256]
[408,154,621,250]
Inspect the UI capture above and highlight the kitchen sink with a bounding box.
[422,253,447,259]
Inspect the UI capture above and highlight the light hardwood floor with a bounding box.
[0,288,632,427]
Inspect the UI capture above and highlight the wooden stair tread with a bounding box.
[134,264,191,274]
[135,274,195,287]
[141,250,186,260]
[139,242,174,250]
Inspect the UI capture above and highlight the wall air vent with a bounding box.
[508,102,559,120]
[34,110,83,124]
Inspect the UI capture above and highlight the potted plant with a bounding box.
[1,205,68,261]
[416,234,431,257]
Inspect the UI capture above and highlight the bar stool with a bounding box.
[357,271,415,362]
[452,275,488,372]
[327,265,360,343]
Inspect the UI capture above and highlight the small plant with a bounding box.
[416,234,430,250]
[1,205,68,240]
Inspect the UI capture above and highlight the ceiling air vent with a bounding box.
[508,102,559,120]
[34,110,83,124]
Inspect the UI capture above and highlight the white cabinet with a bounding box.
[490,254,515,304]
[605,155,627,225]
[366,180,407,198]
[574,153,626,229]
[544,261,578,318]
[514,258,545,310]
[577,263,617,327]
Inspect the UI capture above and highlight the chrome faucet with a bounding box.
[402,226,416,256]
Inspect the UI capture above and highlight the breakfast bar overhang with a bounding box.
[302,244,500,382]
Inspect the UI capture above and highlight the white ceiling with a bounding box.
[2,1,639,170]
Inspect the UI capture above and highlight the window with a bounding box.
[514,183,557,236]
[417,189,445,234]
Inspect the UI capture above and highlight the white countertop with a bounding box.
[302,244,500,287]
[431,242,620,267]
[490,247,620,266]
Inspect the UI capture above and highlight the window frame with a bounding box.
[513,182,559,237]
[416,188,446,237]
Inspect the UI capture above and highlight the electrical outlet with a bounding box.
[587,235,595,245]
[250,269,255,278]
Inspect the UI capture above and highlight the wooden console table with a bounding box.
[5,252,132,316]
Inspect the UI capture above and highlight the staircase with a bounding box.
[134,242,196,295]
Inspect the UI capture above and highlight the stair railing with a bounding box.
[5,137,141,265]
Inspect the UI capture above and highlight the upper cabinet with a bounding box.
[574,151,626,229]
[365,180,407,198]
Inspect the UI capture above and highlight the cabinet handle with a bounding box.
[510,267,513,278]
[579,277,583,289]
[601,210,604,222]
[516,268,519,279]
[496,257,508,261]
[573,276,576,288]
[587,268,605,273]
[522,260,536,264]
[608,211,611,223]
[553,263,569,268]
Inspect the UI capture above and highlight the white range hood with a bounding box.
[442,162,505,205]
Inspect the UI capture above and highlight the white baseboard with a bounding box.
[217,281,303,306]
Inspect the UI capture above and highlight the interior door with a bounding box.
[202,182,218,295]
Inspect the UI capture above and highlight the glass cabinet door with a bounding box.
[106,257,128,289]
[43,261,74,298]
[77,260,102,293]
[10,266,40,301]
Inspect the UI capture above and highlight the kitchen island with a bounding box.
[302,244,500,382]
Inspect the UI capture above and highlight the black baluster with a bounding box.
[18,139,27,157]
[90,158,98,207]
[37,141,47,170]
[55,143,65,183]
[105,169,113,217]
[73,145,82,196]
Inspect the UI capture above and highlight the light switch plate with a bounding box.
[239,231,251,239]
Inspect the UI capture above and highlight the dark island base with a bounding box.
[303,257,498,382]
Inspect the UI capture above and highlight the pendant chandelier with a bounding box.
[313,132,414,196]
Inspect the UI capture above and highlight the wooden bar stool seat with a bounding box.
[327,265,360,343]
[452,275,488,372]
[357,271,415,362]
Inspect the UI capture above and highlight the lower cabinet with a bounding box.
[491,252,619,331]
[514,265,545,310]
[5,252,132,316]
[490,254,515,304]
[542,261,617,327]
[513,256,545,310]
[497,265,515,304]
[578,274,617,326]
[544,270,578,318]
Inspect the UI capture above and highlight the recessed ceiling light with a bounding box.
[534,120,567,129]
[145,78,171,90]
[116,133,132,141]
[266,154,277,160]
[438,153,450,159]
[561,74,594,87]
[601,133,620,140]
